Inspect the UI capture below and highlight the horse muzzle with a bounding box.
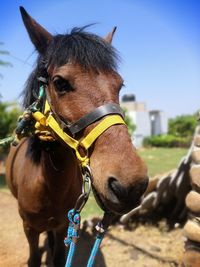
[93,177,149,214]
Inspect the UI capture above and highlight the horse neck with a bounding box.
[39,141,82,193]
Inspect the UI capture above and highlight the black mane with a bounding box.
[22,27,119,108]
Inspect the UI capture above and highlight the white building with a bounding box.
[120,94,168,148]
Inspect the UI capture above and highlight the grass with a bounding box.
[138,147,188,177]
[81,195,103,219]
[0,147,188,218]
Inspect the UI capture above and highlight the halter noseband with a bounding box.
[58,102,125,136]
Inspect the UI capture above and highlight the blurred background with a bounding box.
[0,1,200,266]
[0,0,199,147]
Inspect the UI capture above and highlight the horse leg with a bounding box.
[53,228,66,267]
[47,231,55,252]
[23,221,41,267]
[45,231,55,265]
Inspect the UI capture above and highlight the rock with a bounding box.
[144,176,160,195]
[120,205,141,224]
[183,220,200,242]
[154,175,174,206]
[181,249,200,267]
[192,148,200,164]
[194,135,200,147]
[190,165,200,191]
[185,191,200,214]
[185,239,200,251]
[144,170,175,196]
[140,191,157,211]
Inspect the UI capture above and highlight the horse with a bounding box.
[6,6,148,267]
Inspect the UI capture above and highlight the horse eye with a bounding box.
[53,77,74,94]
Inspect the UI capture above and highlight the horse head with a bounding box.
[20,7,148,215]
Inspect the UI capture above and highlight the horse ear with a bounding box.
[20,6,53,54]
[104,26,117,44]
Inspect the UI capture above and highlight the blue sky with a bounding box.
[0,0,199,118]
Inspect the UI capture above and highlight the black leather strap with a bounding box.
[68,103,124,135]
[44,89,124,136]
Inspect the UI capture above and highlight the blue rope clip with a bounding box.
[64,209,80,246]
[64,209,81,267]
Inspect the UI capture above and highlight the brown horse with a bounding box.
[6,6,148,267]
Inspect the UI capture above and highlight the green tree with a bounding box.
[168,114,198,137]
[0,101,21,139]
[0,42,12,79]
[123,108,136,136]
[0,42,12,67]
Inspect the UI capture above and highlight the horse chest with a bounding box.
[18,188,68,229]
[20,202,66,231]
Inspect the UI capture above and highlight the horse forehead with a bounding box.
[49,64,122,86]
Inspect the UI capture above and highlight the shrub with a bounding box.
[169,114,197,137]
[143,134,191,148]
[0,101,21,139]
[123,108,136,136]
[0,101,21,154]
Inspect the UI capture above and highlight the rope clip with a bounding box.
[64,209,81,247]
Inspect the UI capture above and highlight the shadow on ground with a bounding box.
[71,230,106,267]
[39,229,106,267]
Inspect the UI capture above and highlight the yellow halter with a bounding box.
[32,101,126,168]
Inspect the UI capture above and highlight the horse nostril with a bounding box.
[108,177,125,201]
[108,176,149,205]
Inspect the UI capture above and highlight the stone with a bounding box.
[185,191,200,214]
[144,176,159,195]
[182,249,200,267]
[192,147,200,164]
[194,135,200,147]
[190,165,200,191]
[183,220,200,242]
[140,191,157,211]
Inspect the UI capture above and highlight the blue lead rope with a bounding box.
[86,232,105,267]
[64,168,110,267]
[64,209,107,267]
[65,242,76,267]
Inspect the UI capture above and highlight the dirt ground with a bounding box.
[0,190,184,267]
